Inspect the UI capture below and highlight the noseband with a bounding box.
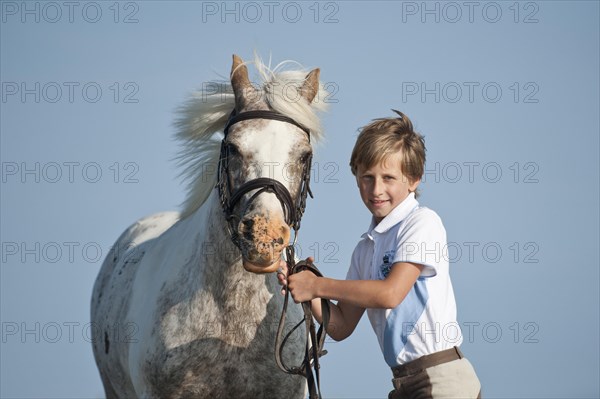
[216,109,329,399]
[217,110,313,247]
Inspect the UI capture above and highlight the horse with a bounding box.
[90,54,327,398]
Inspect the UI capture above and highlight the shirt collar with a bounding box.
[363,192,419,238]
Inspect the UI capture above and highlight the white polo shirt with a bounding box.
[346,193,463,367]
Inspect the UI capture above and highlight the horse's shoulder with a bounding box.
[117,211,181,250]
[95,211,180,283]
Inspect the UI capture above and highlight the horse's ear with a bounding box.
[231,54,253,110]
[299,68,320,104]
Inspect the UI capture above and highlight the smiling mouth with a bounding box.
[370,199,388,205]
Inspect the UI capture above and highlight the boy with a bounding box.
[280,110,481,398]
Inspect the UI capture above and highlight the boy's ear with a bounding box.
[409,178,421,192]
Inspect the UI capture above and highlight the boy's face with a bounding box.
[356,153,420,223]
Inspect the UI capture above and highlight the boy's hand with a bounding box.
[288,257,319,303]
[288,270,318,303]
[276,257,319,303]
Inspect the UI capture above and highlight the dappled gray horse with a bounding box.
[91,54,326,398]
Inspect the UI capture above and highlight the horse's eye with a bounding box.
[226,143,240,157]
[300,151,312,163]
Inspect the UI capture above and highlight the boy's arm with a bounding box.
[308,297,365,342]
[277,261,365,341]
[280,260,423,341]
[288,261,423,311]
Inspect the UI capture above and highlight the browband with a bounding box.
[224,110,310,140]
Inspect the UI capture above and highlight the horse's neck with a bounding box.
[190,190,273,311]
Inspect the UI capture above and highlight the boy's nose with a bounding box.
[372,178,384,195]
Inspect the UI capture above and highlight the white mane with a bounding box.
[174,56,328,219]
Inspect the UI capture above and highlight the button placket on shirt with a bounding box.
[371,231,380,280]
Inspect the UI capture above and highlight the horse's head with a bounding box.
[219,55,320,273]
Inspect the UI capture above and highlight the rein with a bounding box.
[216,109,329,399]
[276,245,330,399]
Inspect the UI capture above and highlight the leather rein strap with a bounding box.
[275,245,330,399]
[217,110,328,398]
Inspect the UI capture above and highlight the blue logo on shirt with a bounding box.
[380,250,395,279]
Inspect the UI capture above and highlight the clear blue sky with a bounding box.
[1,1,599,398]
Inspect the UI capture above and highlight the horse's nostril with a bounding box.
[274,237,284,246]
[241,219,254,230]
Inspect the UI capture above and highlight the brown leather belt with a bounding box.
[391,347,463,378]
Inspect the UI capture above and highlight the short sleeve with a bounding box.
[346,237,371,281]
[392,208,447,277]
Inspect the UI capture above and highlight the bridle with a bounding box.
[216,109,330,399]
[217,110,313,247]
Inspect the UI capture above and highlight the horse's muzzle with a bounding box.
[238,214,290,273]
[242,259,281,274]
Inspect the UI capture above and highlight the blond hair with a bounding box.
[350,110,426,196]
